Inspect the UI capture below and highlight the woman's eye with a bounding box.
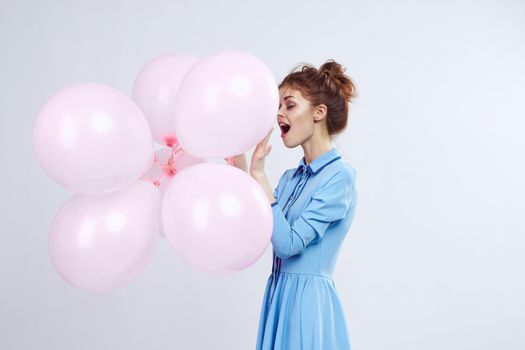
[287,105,295,109]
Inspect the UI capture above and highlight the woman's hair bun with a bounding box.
[318,59,357,102]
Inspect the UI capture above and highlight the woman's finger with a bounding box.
[260,128,273,148]
[253,128,273,158]
[266,128,274,140]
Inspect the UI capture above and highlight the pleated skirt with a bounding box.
[256,272,351,350]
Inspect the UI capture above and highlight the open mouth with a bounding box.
[279,122,291,136]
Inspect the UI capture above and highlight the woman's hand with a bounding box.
[250,128,273,180]
[224,154,248,172]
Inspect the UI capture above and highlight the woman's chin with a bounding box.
[282,139,294,148]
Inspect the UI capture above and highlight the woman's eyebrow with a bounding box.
[279,96,295,108]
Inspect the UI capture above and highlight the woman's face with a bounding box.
[277,87,316,148]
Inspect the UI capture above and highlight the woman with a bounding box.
[230,59,357,349]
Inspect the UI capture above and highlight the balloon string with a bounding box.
[150,144,183,187]
[153,173,169,187]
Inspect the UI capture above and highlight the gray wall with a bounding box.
[1,0,524,349]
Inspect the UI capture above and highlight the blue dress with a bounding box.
[256,147,357,350]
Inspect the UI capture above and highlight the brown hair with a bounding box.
[279,59,357,138]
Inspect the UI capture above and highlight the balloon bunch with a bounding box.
[32,50,279,292]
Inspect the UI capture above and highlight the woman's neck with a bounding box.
[301,139,333,165]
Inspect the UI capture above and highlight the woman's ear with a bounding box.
[313,104,327,122]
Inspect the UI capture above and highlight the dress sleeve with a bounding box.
[270,171,353,258]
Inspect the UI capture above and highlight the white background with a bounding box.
[1,0,524,349]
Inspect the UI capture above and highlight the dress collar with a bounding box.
[293,147,342,177]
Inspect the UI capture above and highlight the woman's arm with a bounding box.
[225,154,248,172]
[252,173,277,205]
[270,171,352,258]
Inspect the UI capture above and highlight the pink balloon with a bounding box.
[161,163,273,274]
[32,83,154,194]
[132,53,199,146]
[140,146,205,238]
[172,50,279,158]
[48,180,160,292]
